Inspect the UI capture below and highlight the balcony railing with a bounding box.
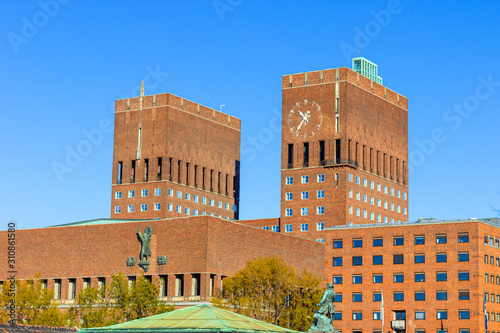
[303,161,309,167]
[287,163,293,169]
[156,174,162,181]
[320,159,358,168]
[130,175,135,183]
[391,320,405,330]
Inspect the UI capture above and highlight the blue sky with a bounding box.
[1,0,499,229]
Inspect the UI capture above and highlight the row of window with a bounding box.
[333,329,470,333]
[348,190,408,214]
[485,273,500,285]
[262,222,326,233]
[115,204,230,219]
[285,190,325,200]
[332,271,470,284]
[485,235,500,247]
[348,174,407,199]
[332,309,470,321]
[333,290,469,303]
[284,207,325,217]
[333,252,469,266]
[332,233,469,248]
[485,254,500,266]
[349,208,403,222]
[116,189,235,211]
[485,291,500,303]
[285,174,324,185]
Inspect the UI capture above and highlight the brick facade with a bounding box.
[111,92,241,221]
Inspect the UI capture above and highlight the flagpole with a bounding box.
[381,288,384,333]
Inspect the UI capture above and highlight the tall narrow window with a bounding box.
[177,160,181,183]
[131,160,136,183]
[168,158,172,181]
[156,157,162,180]
[218,172,221,194]
[288,144,294,168]
[68,279,76,300]
[210,170,214,192]
[144,158,149,182]
[202,167,206,190]
[159,275,168,297]
[117,161,123,184]
[225,174,229,196]
[175,275,184,296]
[194,165,198,188]
[54,279,61,300]
[335,173,340,186]
[319,141,325,164]
[335,114,340,132]
[336,139,341,164]
[303,142,309,167]
[191,274,201,296]
[186,163,190,186]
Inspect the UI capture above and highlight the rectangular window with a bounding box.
[373,255,383,265]
[217,201,222,208]
[356,176,360,184]
[317,206,325,215]
[333,257,343,266]
[373,292,382,302]
[317,174,325,182]
[415,291,425,301]
[436,290,447,300]
[262,226,269,231]
[317,190,325,198]
[332,275,342,284]
[317,222,324,231]
[436,272,448,281]
[373,274,383,283]
[115,191,122,199]
[352,256,363,266]
[285,224,292,232]
[458,271,469,281]
[333,312,342,321]
[363,179,367,187]
[458,252,469,262]
[154,203,160,211]
[353,293,362,302]
[286,177,293,185]
[459,310,470,319]
[185,193,190,201]
[353,239,363,248]
[303,142,309,166]
[394,236,404,246]
[176,205,181,213]
[117,161,123,184]
[458,233,469,243]
[301,207,308,216]
[128,205,134,213]
[168,189,173,196]
[370,181,374,189]
[436,253,447,263]
[415,254,425,263]
[177,191,182,199]
[394,273,404,283]
[272,226,280,232]
[394,254,404,264]
[301,223,308,232]
[210,199,214,206]
[54,279,61,299]
[437,310,447,320]
[301,175,309,184]
[317,238,324,243]
[436,234,447,244]
[168,203,173,211]
[142,189,148,197]
[352,275,362,284]
[115,206,121,213]
[334,293,342,302]
[301,191,309,199]
[287,144,294,168]
[128,190,135,198]
[333,240,343,248]
[348,174,353,182]
[415,272,425,282]
[352,311,362,320]
[141,204,147,211]
[415,310,425,320]
[394,291,404,301]
[286,192,293,201]
[154,188,161,196]
[373,238,383,247]
[415,235,425,245]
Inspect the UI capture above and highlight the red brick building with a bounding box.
[3,59,496,333]
[111,89,240,221]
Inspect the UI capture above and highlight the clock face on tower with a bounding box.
[289,99,322,138]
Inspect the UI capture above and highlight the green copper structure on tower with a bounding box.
[352,57,383,84]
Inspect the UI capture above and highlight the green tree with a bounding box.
[108,273,173,322]
[69,285,114,328]
[212,256,323,331]
[0,276,65,326]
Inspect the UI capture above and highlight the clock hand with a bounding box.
[296,118,305,134]
[298,110,305,119]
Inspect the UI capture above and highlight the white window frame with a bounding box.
[301,207,309,216]
[154,188,161,196]
[317,206,325,215]
[115,191,122,199]
[301,175,309,184]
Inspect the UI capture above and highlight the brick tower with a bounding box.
[111,84,241,220]
[280,58,409,235]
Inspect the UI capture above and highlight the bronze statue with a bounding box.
[138,226,152,263]
[309,283,335,331]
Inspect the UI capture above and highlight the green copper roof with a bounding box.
[46,218,152,228]
[80,304,299,333]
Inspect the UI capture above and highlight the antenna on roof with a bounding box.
[140,80,144,97]
[358,38,361,57]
